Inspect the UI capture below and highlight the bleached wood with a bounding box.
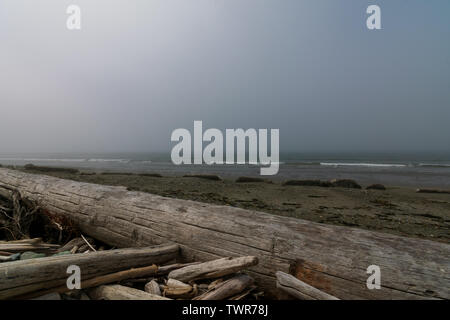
[276,271,339,300]
[163,278,194,298]
[168,256,258,282]
[0,244,178,299]
[144,280,161,296]
[195,274,254,300]
[24,265,159,299]
[89,284,171,300]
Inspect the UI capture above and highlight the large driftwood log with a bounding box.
[0,244,178,299]
[89,284,171,300]
[168,256,258,282]
[0,168,449,300]
[276,271,339,300]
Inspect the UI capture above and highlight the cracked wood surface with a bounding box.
[0,244,178,299]
[0,168,448,299]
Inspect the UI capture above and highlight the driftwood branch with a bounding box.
[168,256,258,283]
[0,244,178,299]
[195,274,254,300]
[276,271,339,300]
[0,241,59,253]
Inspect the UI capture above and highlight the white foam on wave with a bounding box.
[87,158,130,163]
[320,162,407,168]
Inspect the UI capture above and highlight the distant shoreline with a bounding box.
[1,156,450,188]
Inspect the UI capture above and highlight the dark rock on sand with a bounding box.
[283,180,331,187]
[183,174,222,181]
[79,172,96,176]
[329,179,362,189]
[100,172,135,176]
[24,164,79,174]
[236,176,266,183]
[416,188,450,194]
[366,184,386,190]
[138,173,163,178]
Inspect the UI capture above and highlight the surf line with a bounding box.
[171,121,279,175]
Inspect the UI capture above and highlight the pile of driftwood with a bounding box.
[0,239,262,300]
[0,187,264,300]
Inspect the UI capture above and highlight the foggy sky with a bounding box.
[1,0,449,154]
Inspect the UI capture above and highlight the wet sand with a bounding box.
[14,166,450,243]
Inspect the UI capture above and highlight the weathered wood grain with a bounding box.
[0,168,449,299]
[144,280,161,296]
[0,244,178,299]
[195,274,254,300]
[276,271,339,300]
[168,256,258,282]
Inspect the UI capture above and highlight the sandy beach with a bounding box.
[10,165,449,244]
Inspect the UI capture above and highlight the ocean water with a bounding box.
[1,152,450,188]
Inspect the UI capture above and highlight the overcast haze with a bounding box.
[1,0,449,154]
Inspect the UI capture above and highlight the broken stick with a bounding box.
[168,256,258,283]
[276,271,339,300]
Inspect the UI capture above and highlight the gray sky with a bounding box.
[1,0,449,153]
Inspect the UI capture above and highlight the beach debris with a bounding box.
[183,174,222,181]
[0,239,60,254]
[162,279,196,298]
[329,179,362,189]
[366,184,386,190]
[276,271,339,300]
[0,231,261,301]
[0,186,79,244]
